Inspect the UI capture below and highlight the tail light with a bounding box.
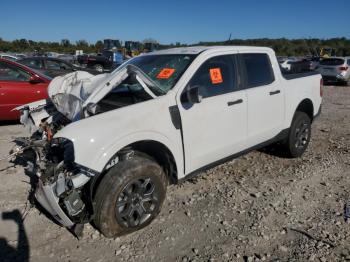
[339,66,348,71]
[320,78,323,97]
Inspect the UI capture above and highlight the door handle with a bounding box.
[269,90,280,95]
[227,99,243,106]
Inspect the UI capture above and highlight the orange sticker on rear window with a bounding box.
[209,68,223,84]
[157,68,175,79]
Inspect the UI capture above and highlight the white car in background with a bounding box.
[279,57,298,71]
[318,57,350,85]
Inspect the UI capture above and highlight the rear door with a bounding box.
[0,61,47,120]
[177,54,247,174]
[239,52,284,147]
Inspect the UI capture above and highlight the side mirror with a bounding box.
[29,75,43,84]
[186,86,202,104]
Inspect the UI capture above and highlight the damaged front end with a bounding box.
[16,113,97,230]
[13,59,176,232]
[13,70,108,231]
[34,138,93,228]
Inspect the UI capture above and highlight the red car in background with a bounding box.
[0,58,51,120]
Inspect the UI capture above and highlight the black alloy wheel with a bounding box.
[116,177,159,228]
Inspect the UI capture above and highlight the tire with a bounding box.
[94,153,167,238]
[93,64,104,72]
[284,111,311,158]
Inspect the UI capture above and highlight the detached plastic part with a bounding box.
[344,201,350,222]
[35,180,75,227]
[71,223,85,239]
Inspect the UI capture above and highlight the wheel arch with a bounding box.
[294,98,314,122]
[90,139,179,200]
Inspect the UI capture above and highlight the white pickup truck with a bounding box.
[16,46,322,237]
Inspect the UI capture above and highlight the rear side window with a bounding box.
[241,53,274,88]
[347,59,350,65]
[187,55,237,99]
[320,58,345,66]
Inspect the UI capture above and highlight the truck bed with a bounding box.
[282,70,320,80]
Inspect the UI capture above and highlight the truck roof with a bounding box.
[147,46,273,55]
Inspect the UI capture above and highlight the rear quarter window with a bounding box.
[241,53,275,88]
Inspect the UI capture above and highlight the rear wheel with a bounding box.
[94,153,167,238]
[284,111,311,158]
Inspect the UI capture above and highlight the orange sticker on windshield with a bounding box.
[157,68,175,79]
[209,68,223,84]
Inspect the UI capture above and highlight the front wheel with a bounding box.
[94,153,167,238]
[284,111,311,158]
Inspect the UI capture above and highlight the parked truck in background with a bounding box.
[77,50,116,72]
[15,46,322,238]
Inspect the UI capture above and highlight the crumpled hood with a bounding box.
[47,71,106,120]
[47,68,128,120]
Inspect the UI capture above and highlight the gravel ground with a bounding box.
[0,85,349,262]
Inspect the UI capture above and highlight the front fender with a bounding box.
[56,129,184,179]
[94,131,184,177]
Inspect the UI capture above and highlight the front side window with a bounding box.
[241,53,274,88]
[0,61,31,81]
[187,55,236,99]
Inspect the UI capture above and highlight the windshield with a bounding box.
[114,54,196,94]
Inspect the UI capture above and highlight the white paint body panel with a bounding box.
[49,46,322,180]
[55,94,185,176]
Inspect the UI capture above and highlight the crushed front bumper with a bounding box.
[35,180,75,227]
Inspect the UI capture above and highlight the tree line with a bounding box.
[1,37,349,57]
[194,37,350,57]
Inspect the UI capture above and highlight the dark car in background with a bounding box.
[289,59,312,73]
[18,57,99,78]
[77,50,122,72]
[307,57,320,70]
[279,57,313,74]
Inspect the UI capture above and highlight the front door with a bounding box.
[177,54,247,174]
